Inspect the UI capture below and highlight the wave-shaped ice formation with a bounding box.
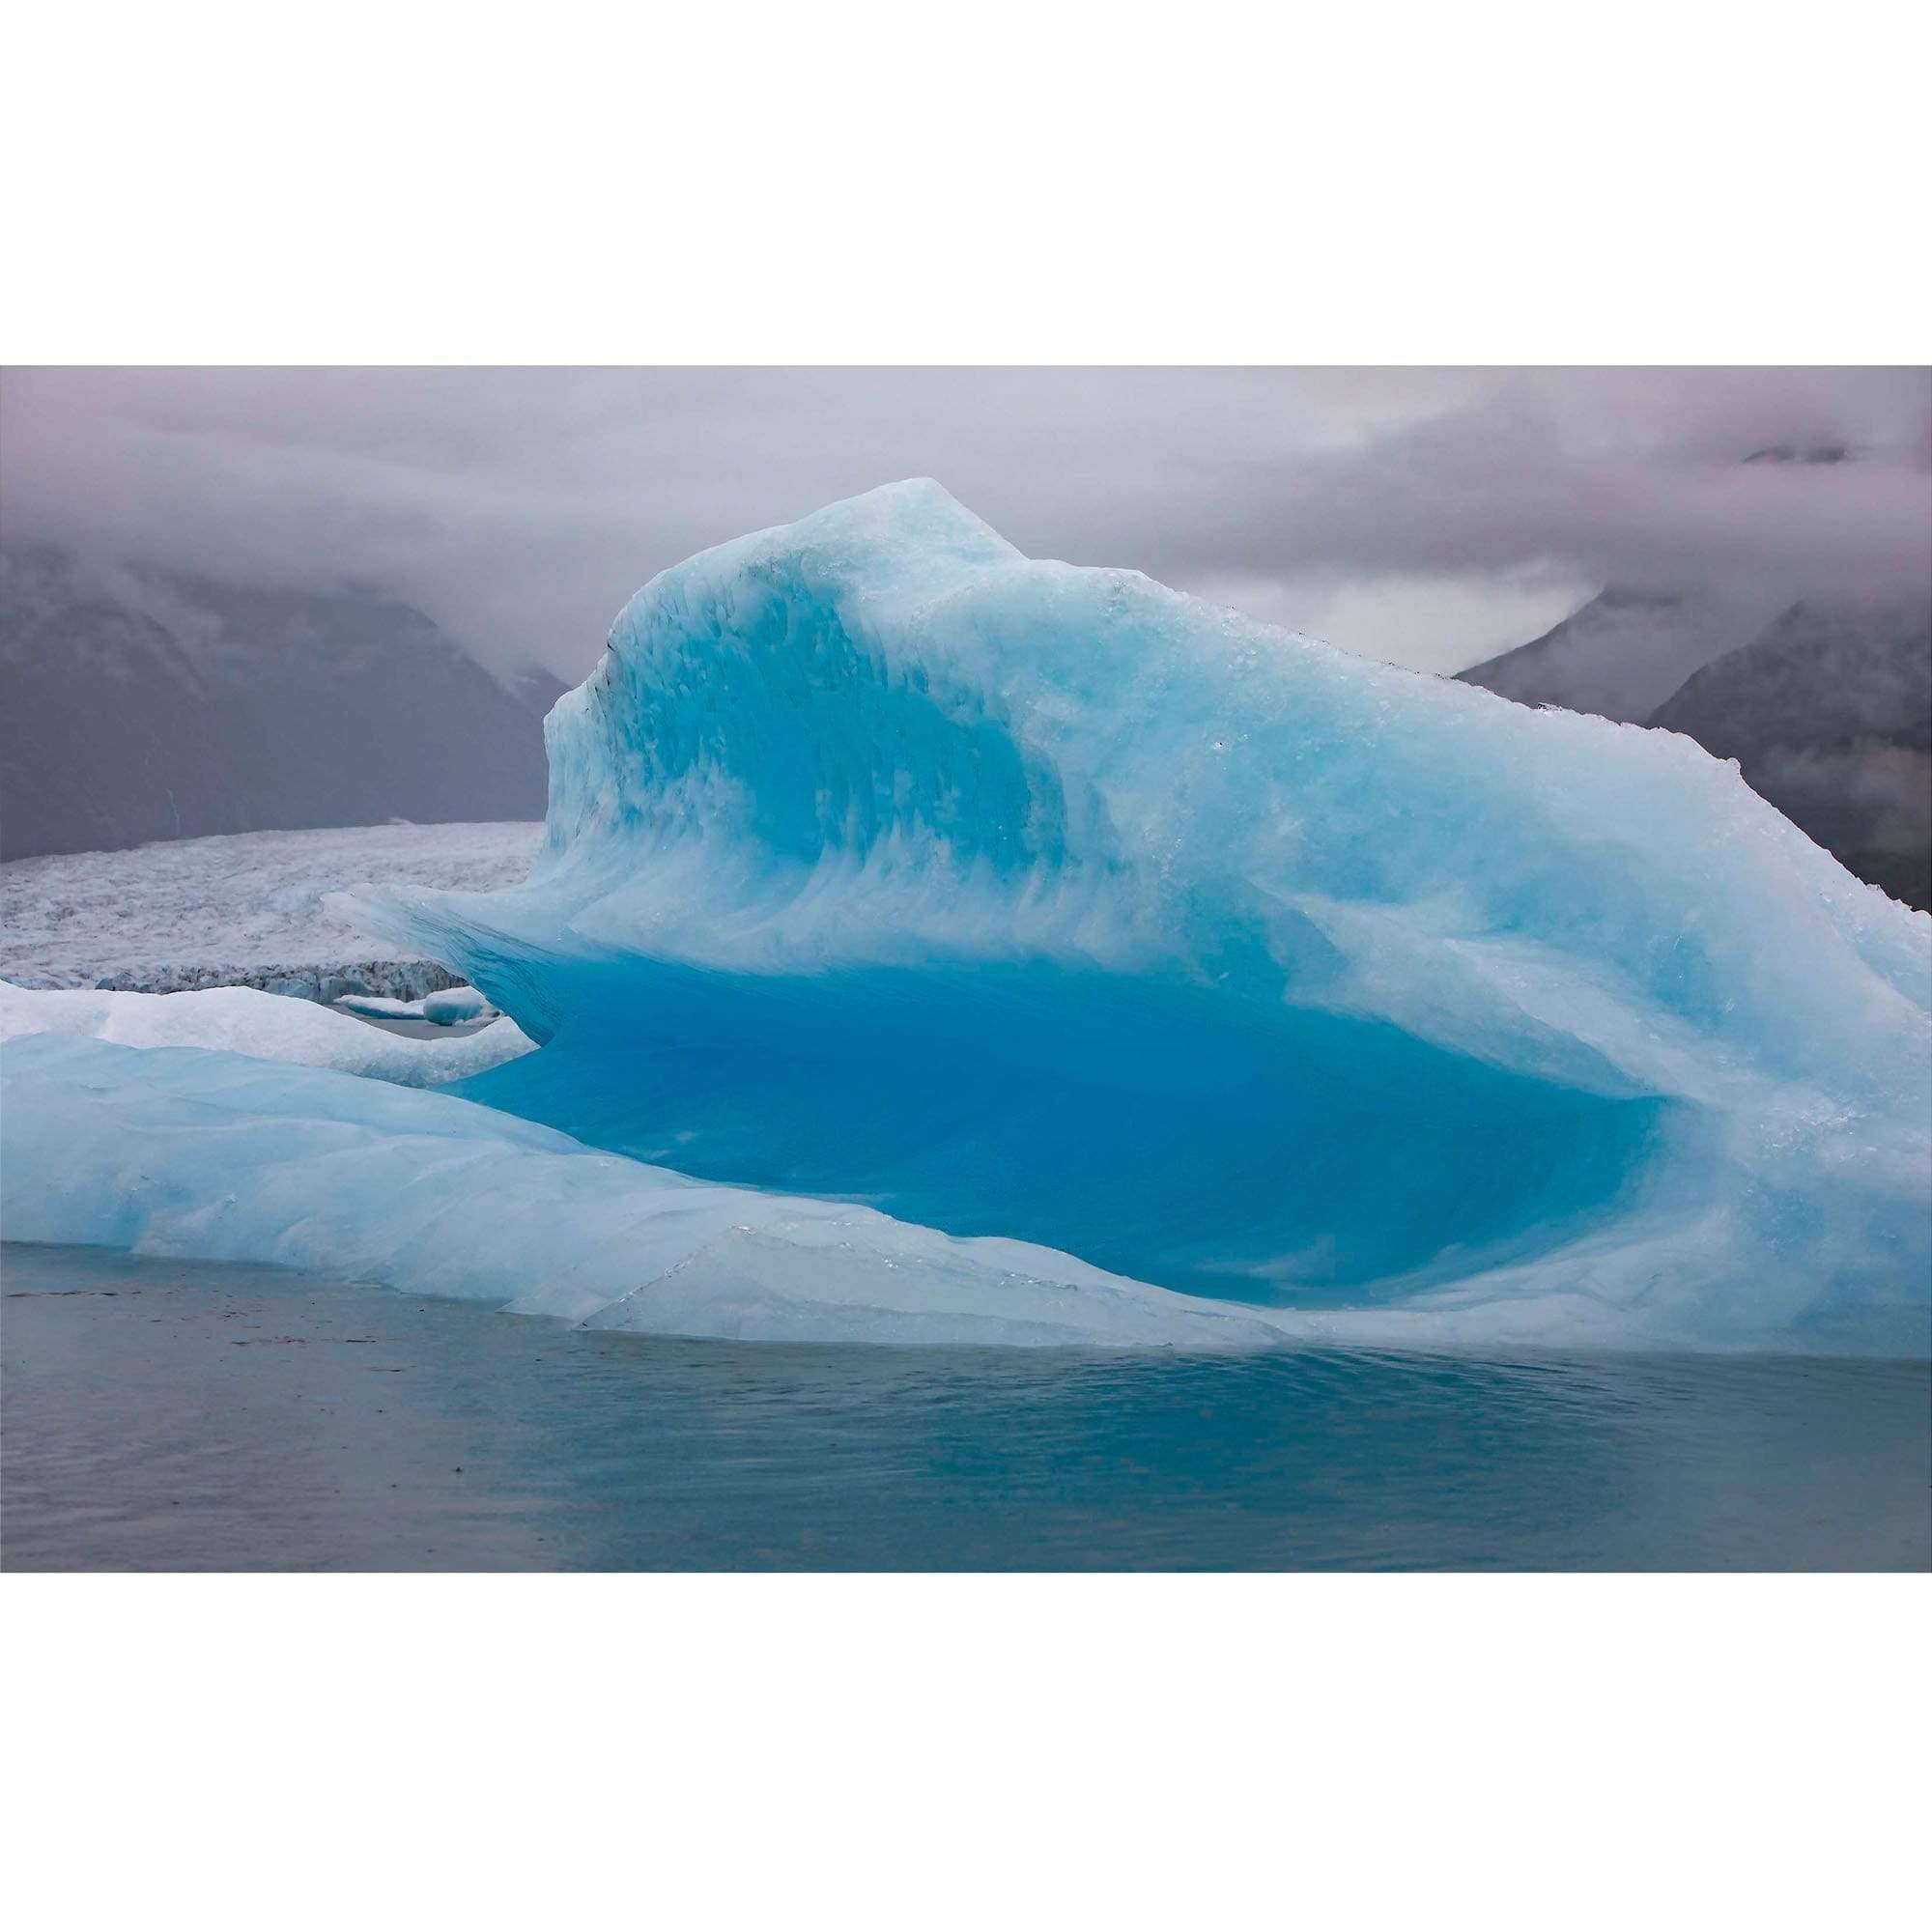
[336,480,1931,1352]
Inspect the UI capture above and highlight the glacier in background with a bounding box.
[0,819,542,997]
[318,480,1932,1354]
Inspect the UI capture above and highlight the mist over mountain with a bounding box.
[1452,436,1931,911]
[1649,602,1931,911]
[4,376,1926,899]
[6,369,1926,684]
[1456,587,1783,724]
[0,546,562,862]
[1460,591,1931,910]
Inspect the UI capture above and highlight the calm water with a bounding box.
[4,1242,1927,1571]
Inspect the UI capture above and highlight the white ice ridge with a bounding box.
[330,480,1930,1348]
[0,980,534,1086]
[12,1031,1911,1352]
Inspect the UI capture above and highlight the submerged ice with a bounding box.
[317,479,1930,1353]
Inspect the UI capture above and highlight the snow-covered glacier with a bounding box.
[317,479,1932,1354]
[0,820,542,995]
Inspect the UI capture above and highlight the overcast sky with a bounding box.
[2,366,1926,680]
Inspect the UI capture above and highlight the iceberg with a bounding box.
[420,984,492,1025]
[321,480,1930,1354]
[0,1032,1322,1349]
[0,978,535,1086]
[330,993,434,1019]
[9,1030,1905,1351]
[333,984,497,1025]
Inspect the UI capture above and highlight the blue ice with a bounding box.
[316,481,1931,1353]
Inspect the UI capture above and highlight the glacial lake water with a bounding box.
[4,1241,1927,1572]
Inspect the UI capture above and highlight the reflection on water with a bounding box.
[4,1243,1927,1572]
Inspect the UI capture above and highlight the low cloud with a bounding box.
[2,367,1925,677]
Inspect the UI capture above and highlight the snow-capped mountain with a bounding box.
[1456,587,1780,724]
[1649,601,1931,911]
[0,546,568,861]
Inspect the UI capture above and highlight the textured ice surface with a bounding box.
[0,1034,1325,1350]
[329,481,1931,1351]
[0,980,534,1086]
[420,985,492,1025]
[6,1027,1921,1354]
[334,986,499,1024]
[331,993,433,1020]
[14,1031,1913,1351]
[0,821,541,995]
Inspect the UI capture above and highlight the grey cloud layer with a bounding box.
[1,367,1925,677]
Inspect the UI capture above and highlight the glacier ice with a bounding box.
[8,1030,1905,1351]
[0,1033,1322,1349]
[333,985,497,1024]
[420,984,492,1025]
[0,820,541,995]
[318,479,1932,1354]
[0,978,535,1086]
[331,992,434,1019]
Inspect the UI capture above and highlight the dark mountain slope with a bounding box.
[1457,587,1776,724]
[0,547,566,861]
[1649,602,1931,911]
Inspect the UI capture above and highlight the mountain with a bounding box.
[0,546,567,862]
[1649,602,1931,911]
[1456,587,1779,724]
[1456,445,1930,907]
[1459,584,1931,912]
